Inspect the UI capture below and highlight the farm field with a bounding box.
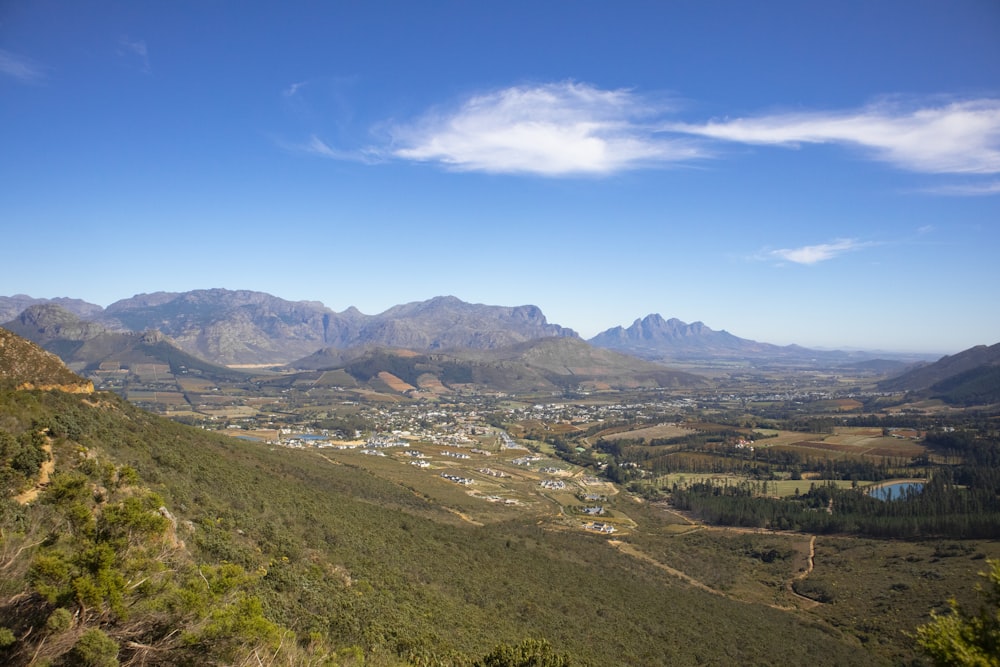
[760,426,926,459]
[601,422,692,441]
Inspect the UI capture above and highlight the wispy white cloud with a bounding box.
[766,239,868,265]
[670,99,1000,175]
[387,82,704,176]
[295,84,1000,184]
[118,37,150,73]
[918,180,1000,196]
[284,81,307,98]
[0,49,46,83]
[280,134,381,164]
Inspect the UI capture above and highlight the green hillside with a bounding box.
[0,386,887,666]
[293,339,709,394]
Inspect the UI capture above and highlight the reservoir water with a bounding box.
[869,482,924,501]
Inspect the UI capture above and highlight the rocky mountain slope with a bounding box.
[4,304,244,379]
[0,326,93,392]
[0,294,103,322]
[880,342,1000,405]
[588,313,885,365]
[293,336,708,393]
[880,342,1000,392]
[94,290,577,365]
[4,290,929,369]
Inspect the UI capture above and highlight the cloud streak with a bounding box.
[118,38,150,73]
[281,134,382,164]
[0,49,46,83]
[670,99,1000,175]
[388,82,704,176]
[919,180,1000,196]
[296,83,1000,185]
[767,239,868,265]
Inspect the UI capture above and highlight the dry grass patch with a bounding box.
[376,371,416,393]
[126,390,188,405]
[416,373,449,393]
[177,377,217,392]
[602,423,691,442]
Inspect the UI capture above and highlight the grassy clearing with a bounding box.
[177,377,217,392]
[602,422,692,441]
[126,389,187,405]
[652,472,862,496]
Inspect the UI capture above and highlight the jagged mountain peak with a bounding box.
[590,314,791,361]
[55,291,580,365]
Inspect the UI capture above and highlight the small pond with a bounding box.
[869,481,924,501]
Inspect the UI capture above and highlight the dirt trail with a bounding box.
[609,540,727,598]
[15,441,54,505]
[785,535,821,609]
[613,504,826,613]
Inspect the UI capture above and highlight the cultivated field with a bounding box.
[601,422,692,441]
[761,426,926,459]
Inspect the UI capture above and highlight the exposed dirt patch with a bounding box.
[15,441,54,505]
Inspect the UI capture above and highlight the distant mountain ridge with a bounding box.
[3,290,579,366]
[98,291,577,364]
[3,304,248,379]
[879,342,1000,405]
[3,290,938,368]
[0,294,103,323]
[589,313,816,361]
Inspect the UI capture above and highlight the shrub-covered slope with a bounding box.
[0,388,883,665]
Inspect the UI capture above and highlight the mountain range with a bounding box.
[0,289,941,369]
[2,291,577,366]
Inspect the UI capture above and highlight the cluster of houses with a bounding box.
[441,450,471,459]
[366,435,408,448]
[540,479,566,490]
[440,472,474,485]
[512,455,541,466]
[584,521,616,534]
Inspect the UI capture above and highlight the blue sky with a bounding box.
[2,1,998,354]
